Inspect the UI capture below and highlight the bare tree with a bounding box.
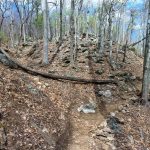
[42,0,49,64]
[98,0,105,57]
[0,0,10,30]
[70,0,75,66]
[59,0,63,42]
[142,0,150,105]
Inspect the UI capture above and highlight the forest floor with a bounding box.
[0,37,150,150]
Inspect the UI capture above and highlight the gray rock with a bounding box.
[98,91,104,96]
[110,112,116,117]
[103,90,112,98]
[99,120,107,127]
[129,96,138,101]
[122,109,126,114]
[107,116,123,133]
[27,84,39,95]
[77,103,96,114]
[118,105,124,112]
[0,53,17,68]
[98,90,112,98]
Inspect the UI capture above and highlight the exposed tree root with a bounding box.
[0,48,118,85]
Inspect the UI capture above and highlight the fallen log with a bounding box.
[0,48,117,85]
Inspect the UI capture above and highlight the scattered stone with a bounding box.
[110,112,116,117]
[119,118,125,124]
[45,83,49,87]
[98,90,112,98]
[37,82,42,85]
[129,96,138,101]
[33,77,40,82]
[128,135,134,144]
[0,53,17,68]
[64,49,69,53]
[103,127,112,133]
[42,85,46,89]
[118,104,130,113]
[42,127,49,133]
[99,120,107,127]
[130,75,136,80]
[61,63,69,67]
[59,112,65,120]
[128,87,133,92]
[104,90,112,98]
[77,103,96,114]
[98,91,104,96]
[127,118,132,122]
[118,105,124,112]
[27,84,39,95]
[122,109,126,114]
[107,116,124,133]
[107,143,116,150]
[107,136,114,141]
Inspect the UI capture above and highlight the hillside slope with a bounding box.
[0,39,149,150]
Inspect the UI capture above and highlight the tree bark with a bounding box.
[98,0,104,57]
[70,0,75,66]
[142,0,150,104]
[59,0,63,42]
[108,7,113,63]
[42,0,49,64]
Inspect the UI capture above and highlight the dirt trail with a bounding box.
[67,103,104,150]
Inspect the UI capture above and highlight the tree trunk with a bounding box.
[142,0,150,105]
[70,0,75,66]
[10,15,14,48]
[42,0,49,64]
[22,1,26,43]
[108,7,113,63]
[98,0,104,57]
[59,0,63,42]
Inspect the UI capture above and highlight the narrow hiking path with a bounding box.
[67,103,104,150]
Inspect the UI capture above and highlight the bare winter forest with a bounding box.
[0,0,150,150]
